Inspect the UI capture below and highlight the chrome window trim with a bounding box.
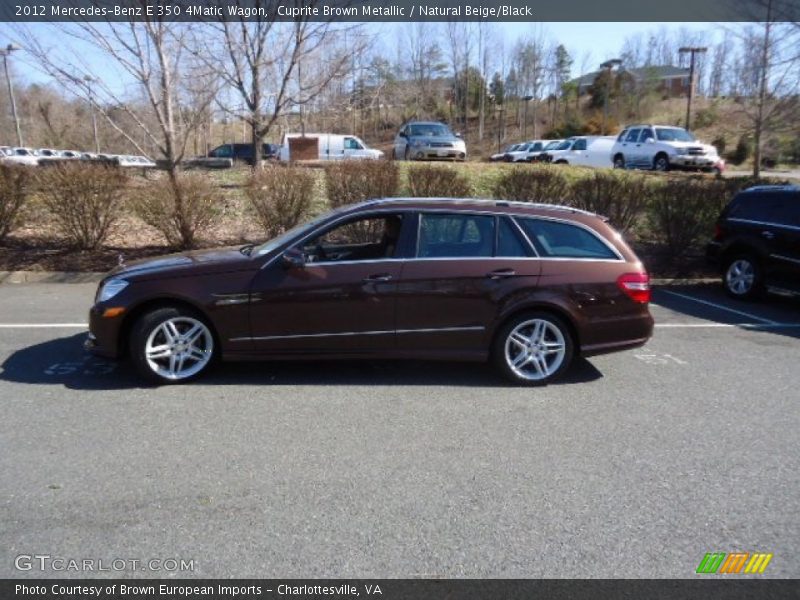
[727,217,800,233]
[230,325,485,343]
[259,203,622,269]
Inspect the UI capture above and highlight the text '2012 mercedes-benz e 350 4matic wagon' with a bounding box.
[86,198,654,385]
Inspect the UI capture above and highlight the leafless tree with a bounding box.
[197,1,366,167]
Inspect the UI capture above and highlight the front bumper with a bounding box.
[86,304,124,358]
[413,147,466,160]
[671,155,717,168]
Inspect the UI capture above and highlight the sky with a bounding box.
[3,21,720,92]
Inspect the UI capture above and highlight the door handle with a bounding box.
[761,230,775,240]
[487,268,516,279]
[363,273,393,282]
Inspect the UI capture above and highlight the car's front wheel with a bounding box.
[613,154,625,169]
[130,307,216,384]
[723,254,763,300]
[653,153,670,171]
[493,312,574,385]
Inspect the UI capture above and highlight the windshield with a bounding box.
[253,212,332,257]
[554,140,572,151]
[408,123,453,137]
[656,127,696,142]
[544,141,561,150]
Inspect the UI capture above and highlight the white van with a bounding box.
[544,136,616,168]
[279,133,383,161]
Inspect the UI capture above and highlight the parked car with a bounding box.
[611,125,721,172]
[504,141,538,162]
[707,185,800,299]
[0,147,40,166]
[529,140,564,162]
[86,197,653,386]
[490,143,520,162]
[393,121,467,161]
[279,134,382,161]
[540,136,616,168]
[524,140,559,162]
[117,155,156,168]
[208,143,280,164]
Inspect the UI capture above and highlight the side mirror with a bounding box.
[646,138,655,144]
[281,248,306,269]
[398,131,407,138]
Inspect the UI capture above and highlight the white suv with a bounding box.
[611,125,720,172]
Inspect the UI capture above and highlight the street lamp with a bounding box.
[679,47,707,130]
[599,59,622,135]
[0,43,23,147]
[83,75,100,153]
[521,95,533,139]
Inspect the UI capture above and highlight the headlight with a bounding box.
[97,278,128,303]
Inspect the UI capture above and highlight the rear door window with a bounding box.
[625,129,641,143]
[517,218,618,259]
[417,213,495,258]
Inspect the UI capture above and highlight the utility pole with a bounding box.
[521,95,533,139]
[1,44,22,147]
[83,75,100,152]
[599,59,622,135]
[679,46,707,130]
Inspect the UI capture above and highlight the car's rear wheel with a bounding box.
[493,312,574,385]
[130,307,216,384]
[723,254,763,300]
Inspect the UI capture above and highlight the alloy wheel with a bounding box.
[144,317,213,381]
[726,259,755,295]
[504,319,567,381]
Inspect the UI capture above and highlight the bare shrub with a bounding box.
[0,165,30,244]
[568,170,654,235]
[646,177,729,257]
[245,166,315,238]
[406,164,472,198]
[131,172,220,249]
[37,163,127,250]
[324,160,399,209]
[491,165,569,204]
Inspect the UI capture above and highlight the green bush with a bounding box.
[37,163,127,250]
[0,164,30,244]
[646,177,729,257]
[324,159,399,209]
[491,165,569,204]
[245,166,315,238]
[131,172,220,249]
[568,170,653,235]
[730,135,751,165]
[405,164,472,198]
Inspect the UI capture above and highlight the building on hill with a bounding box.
[571,66,691,97]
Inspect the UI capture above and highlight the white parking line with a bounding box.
[0,323,87,328]
[656,290,778,325]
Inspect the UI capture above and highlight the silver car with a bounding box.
[393,121,467,161]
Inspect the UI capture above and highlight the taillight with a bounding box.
[617,272,651,304]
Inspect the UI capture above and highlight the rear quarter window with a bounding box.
[517,218,618,259]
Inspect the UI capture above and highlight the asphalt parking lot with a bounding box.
[0,282,798,578]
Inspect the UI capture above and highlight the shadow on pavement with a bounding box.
[0,333,603,390]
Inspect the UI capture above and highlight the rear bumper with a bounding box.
[579,311,654,357]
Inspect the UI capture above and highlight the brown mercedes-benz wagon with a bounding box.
[86,198,653,385]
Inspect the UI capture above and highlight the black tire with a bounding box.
[653,153,670,172]
[404,146,412,161]
[129,306,217,385]
[613,154,626,169]
[722,254,764,300]
[555,160,568,165]
[492,311,575,386]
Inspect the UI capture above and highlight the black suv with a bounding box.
[707,185,800,299]
[207,143,279,164]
